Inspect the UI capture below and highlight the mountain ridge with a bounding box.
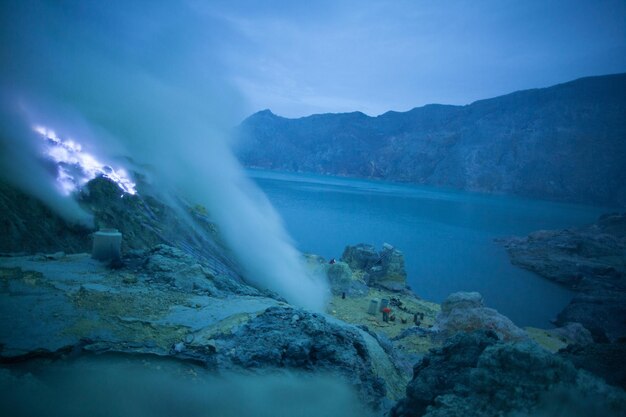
[236,73,626,206]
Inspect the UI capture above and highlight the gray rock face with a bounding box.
[390,331,626,417]
[546,322,594,346]
[0,176,240,280]
[236,74,626,206]
[0,180,92,254]
[342,244,379,271]
[327,261,353,288]
[143,244,260,297]
[341,243,408,291]
[435,292,528,342]
[326,261,369,297]
[216,306,387,409]
[556,293,626,343]
[558,342,626,390]
[0,246,400,412]
[501,213,626,342]
[440,291,484,313]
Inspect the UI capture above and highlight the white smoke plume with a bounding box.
[0,0,328,310]
[0,355,373,417]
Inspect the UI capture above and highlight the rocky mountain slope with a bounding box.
[236,73,626,206]
[0,176,239,278]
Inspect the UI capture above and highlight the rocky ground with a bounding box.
[2,178,625,416]
[390,330,626,417]
[0,245,406,411]
[500,213,626,343]
[499,213,626,393]
[315,241,626,416]
[0,176,239,278]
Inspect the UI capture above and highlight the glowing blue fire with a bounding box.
[34,126,137,195]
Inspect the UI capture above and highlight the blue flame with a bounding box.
[34,126,137,196]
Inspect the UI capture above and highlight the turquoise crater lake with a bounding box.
[249,169,610,328]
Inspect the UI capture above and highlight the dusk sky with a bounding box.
[2,0,626,121]
[204,0,626,118]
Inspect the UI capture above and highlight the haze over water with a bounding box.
[250,169,610,327]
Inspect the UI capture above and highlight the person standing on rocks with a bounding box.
[382,306,391,322]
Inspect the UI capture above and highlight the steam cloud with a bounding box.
[0,355,373,417]
[0,1,328,310]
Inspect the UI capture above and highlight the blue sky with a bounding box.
[197,0,626,117]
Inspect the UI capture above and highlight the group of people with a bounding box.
[329,258,425,326]
[381,308,424,325]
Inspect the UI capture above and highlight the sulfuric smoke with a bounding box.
[0,0,329,310]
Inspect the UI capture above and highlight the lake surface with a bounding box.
[249,169,610,328]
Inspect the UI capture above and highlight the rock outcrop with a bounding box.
[0,246,402,411]
[215,306,387,409]
[326,261,369,297]
[0,176,239,279]
[558,342,626,391]
[303,254,369,297]
[342,243,408,291]
[435,292,528,342]
[501,213,626,342]
[546,322,594,347]
[390,331,626,417]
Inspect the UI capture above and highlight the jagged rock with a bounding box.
[440,291,484,313]
[0,176,240,280]
[0,246,403,412]
[555,292,626,343]
[144,244,260,297]
[341,244,379,271]
[391,331,500,417]
[303,254,370,297]
[327,262,353,288]
[558,342,626,390]
[370,244,407,289]
[435,292,527,342]
[546,322,594,346]
[390,330,626,417]
[341,243,408,291]
[501,214,626,343]
[598,212,626,238]
[216,306,387,409]
[0,180,92,254]
[327,262,369,296]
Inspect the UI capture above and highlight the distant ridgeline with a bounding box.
[236,73,626,207]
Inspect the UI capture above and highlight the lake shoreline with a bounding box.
[250,169,605,327]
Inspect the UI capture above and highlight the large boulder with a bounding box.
[327,261,353,288]
[441,291,484,313]
[546,322,594,347]
[558,342,626,390]
[435,292,527,342]
[341,243,408,291]
[302,255,368,297]
[391,331,626,417]
[326,262,368,297]
[143,244,260,297]
[341,243,379,271]
[369,243,407,287]
[555,292,626,343]
[500,214,626,343]
[216,306,388,410]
